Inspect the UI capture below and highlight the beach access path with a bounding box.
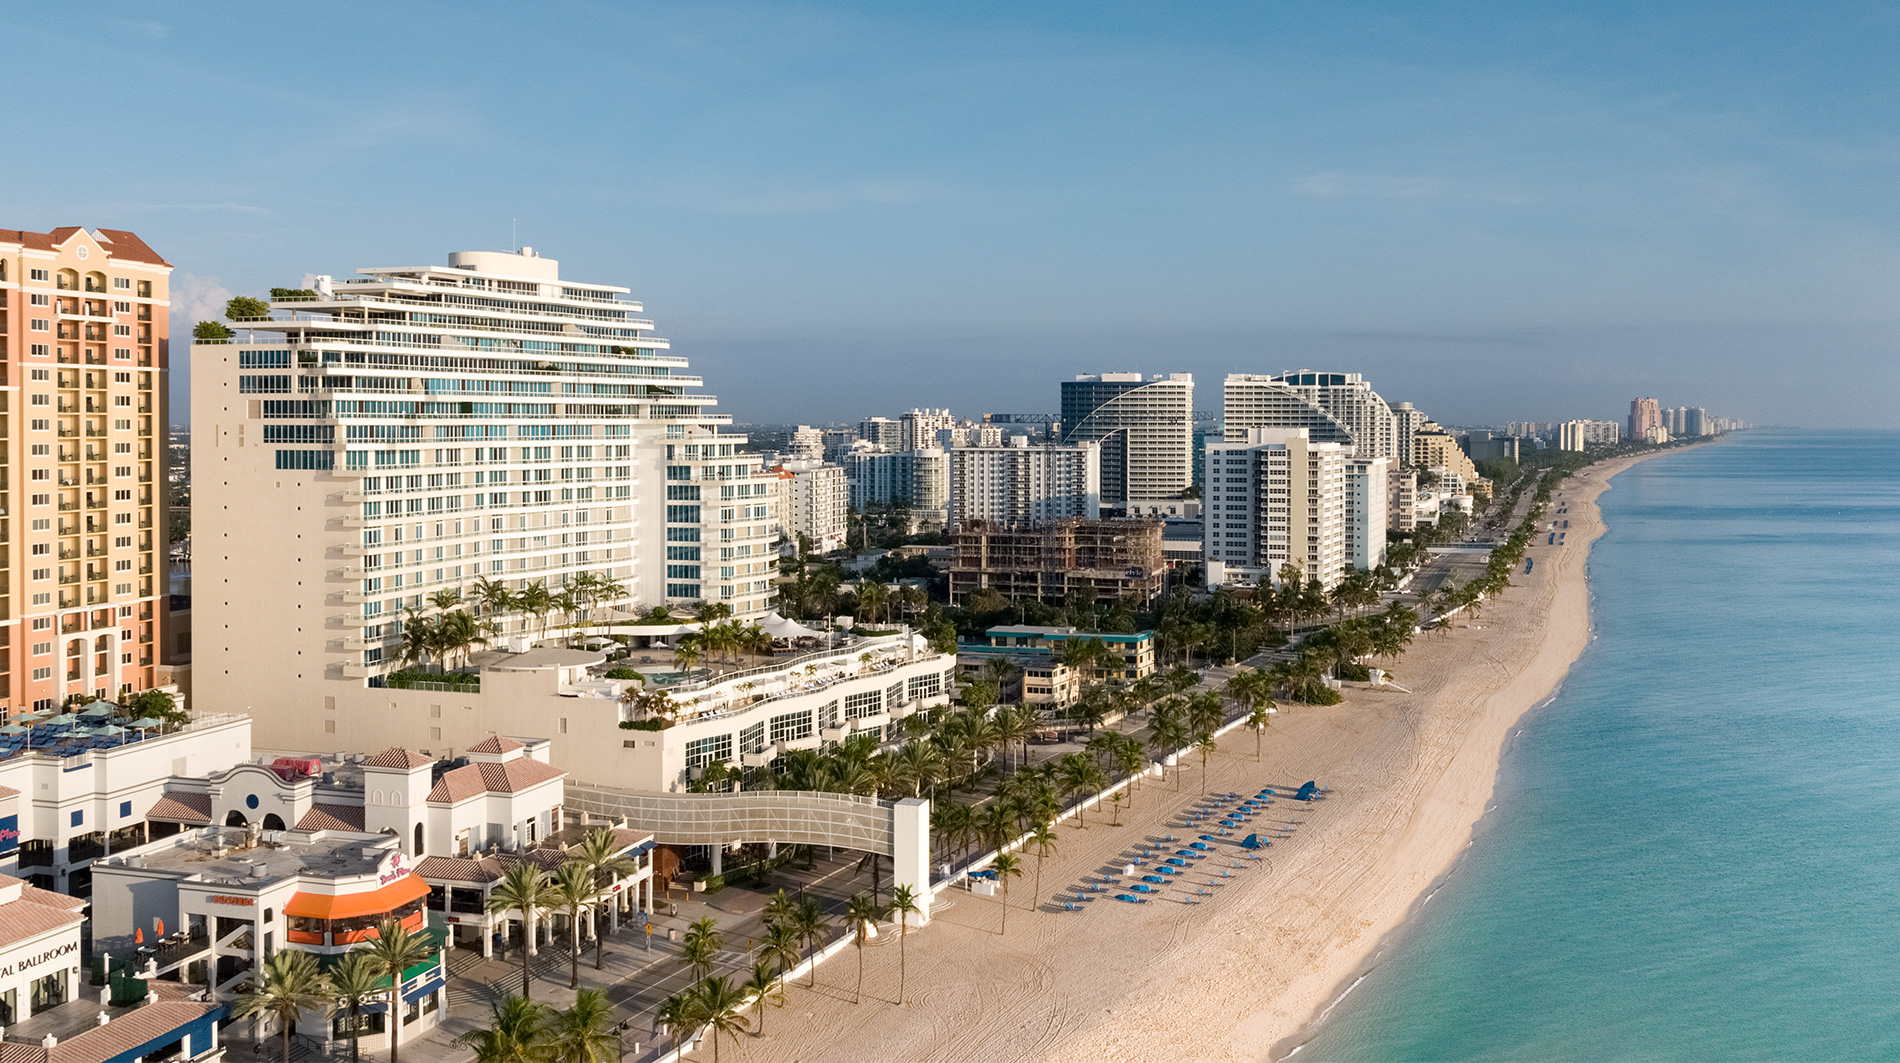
[714,450,1663,1063]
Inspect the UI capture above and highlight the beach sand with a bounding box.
[717,454,1653,1063]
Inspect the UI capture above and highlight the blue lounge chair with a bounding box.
[1065,902,1081,911]
[1165,858,1187,867]
[1142,875,1166,884]
[1114,893,1145,904]
[1240,833,1265,850]
[1131,884,1156,893]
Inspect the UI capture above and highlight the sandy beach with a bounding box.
[718,452,1661,1063]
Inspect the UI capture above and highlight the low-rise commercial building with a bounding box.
[0,713,250,898]
[958,626,1156,684]
[92,826,445,1051]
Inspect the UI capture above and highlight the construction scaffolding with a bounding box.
[949,518,1166,606]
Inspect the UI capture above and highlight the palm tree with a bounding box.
[516,580,553,642]
[1247,699,1277,760]
[1195,732,1218,795]
[691,976,751,1063]
[571,828,638,969]
[329,951,387,1063]
[683,916,722,982]
[743,960,777,1035]
[1113,734,1147,809]
[990,852,1024,933]
[549,861,596,989]
[233,949,333,1063]
[542,988,617,1063]
[1027,824,1057,909]
[362,919,436,1063]
[758,921,802,996]
[888,884,920,1005]
[892,740,945,799]
[472,576,516,624]
[843,892,884,1004]
[655,994,698,1051]
[792,897,827,987]
[457,996,546,1063]
[487,863,555,999]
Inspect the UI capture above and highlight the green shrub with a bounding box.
[1337,661,1372,682]
[606,667,643,680]
[618,718,666,731]
[700,873,725,895]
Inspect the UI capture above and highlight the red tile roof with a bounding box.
[145,793,212,823]
[294,804,366,832]
[424,757,563,804]
[466,735,524,754]
[19,885,85,912]
[0,226,169,266]
[0,895,84,951]
[364,748,434,769]
[415,855,502,884]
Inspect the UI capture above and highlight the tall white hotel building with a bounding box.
[192,248,779,749]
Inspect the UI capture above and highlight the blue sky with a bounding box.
[10,2,1900,427]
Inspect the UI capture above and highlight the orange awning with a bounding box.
[284,873,430,921]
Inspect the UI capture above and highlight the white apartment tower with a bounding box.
[1344,457,1391,572]
[846,448,950,531]
[1390,401,1428,469]
[948,438,1100,526]
[1224,371,1400,462]
[1059,373,1194,507]
[1203,428,1348,590]
[192,248,774,746]
[899,409,956,452]
[776,459,849,553]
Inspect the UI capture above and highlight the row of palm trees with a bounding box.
[476,829,643,999]
[469,571,629,644]
[395,570,629,672]
[654,885,925,1060]
[232,918,435,1063]
[460,991,620,1063]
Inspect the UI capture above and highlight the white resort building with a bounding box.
[190,247,778,751]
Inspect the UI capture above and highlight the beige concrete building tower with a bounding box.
[191,247,774,750]
[0,227,170,713]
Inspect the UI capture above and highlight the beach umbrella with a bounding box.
[79,701,117,718]
[128,718,163,730]
[0,725,25,735]
[93,724,127,736]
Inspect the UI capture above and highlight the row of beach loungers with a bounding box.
[1064,785,1325,906]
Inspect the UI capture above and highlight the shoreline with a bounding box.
[1268,441,1716,1060]
[719,443,1713,1063]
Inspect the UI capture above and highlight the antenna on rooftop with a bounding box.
[512,219,518,253]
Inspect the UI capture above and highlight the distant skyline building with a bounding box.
[857,416,900,449]
[899,408,955,451]
[1222,371,1400,462]
[948,438,1100,526]
[1559,419,1621,451]
[1629,397,1662,442]
[787,424,823,461]
[1390,401,1429,469]
[775,459,849,552]
[846,447,950,530]
[1059,373,1194,508]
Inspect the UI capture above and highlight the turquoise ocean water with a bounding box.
[1295,429,1900,1062]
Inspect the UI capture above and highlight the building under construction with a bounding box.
[949,518,1166,606]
